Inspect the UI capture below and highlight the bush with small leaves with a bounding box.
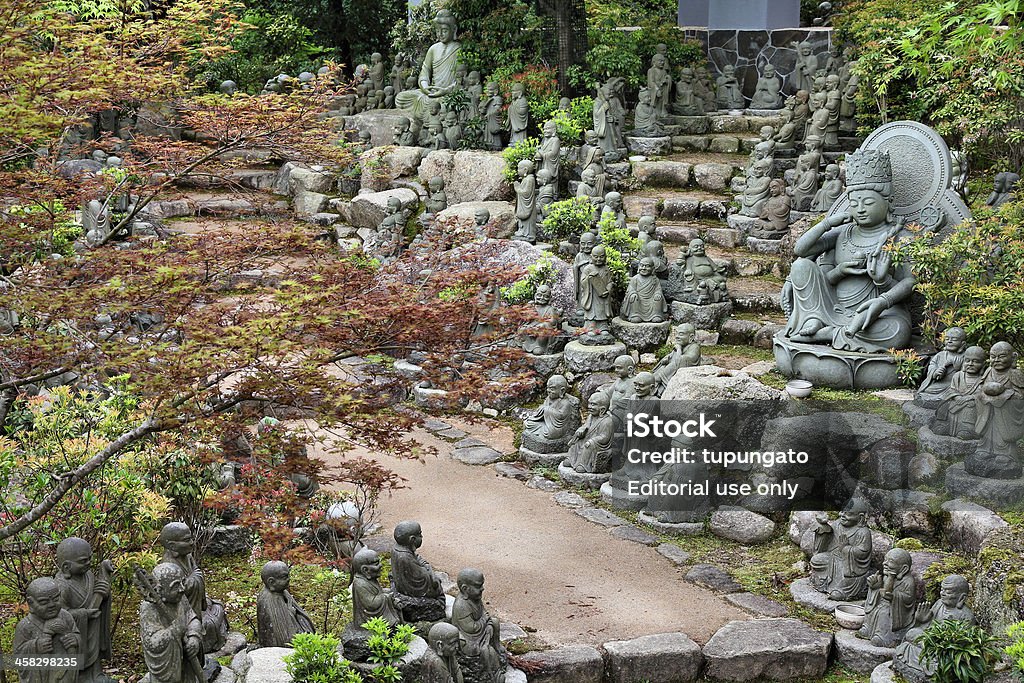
[918,619,1001,683]
[285,633,363,683]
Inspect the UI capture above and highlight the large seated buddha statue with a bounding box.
[395,10,462,128]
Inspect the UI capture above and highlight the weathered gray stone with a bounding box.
[288,165,336,195]
[709,136,741,154]
[685,564,742,593]
[563,340,628,374]
[834,629,895,674]
[656,543,692,565]
[495,461,532,480]
[453,445,504,466]
[309,212,341,226]
[518,445,566,468]
[908,451,940,487]
[941,499,1009,555]
[720,319,761,345]
[500,622,528,643]
[702,619,831,682]
[553,491,589,509]
[611,317,671,351]
[726,213,762,236]
[557,462,610,490]
[626,136,672,156]
[575,507,626,527]
[669,301,732,330]
[418,149,512,204]
[623,195,660,219]
[709,116,750,134]
[637,511,705,536]
[359,146,424,189]
[436,201,515,238]
[871,661,897,683]
[945,463,1024,509]
[603,633,703,683]
[516,646,604,683]
[787,511,818,547]
[918,425,978,459]
[633,161,692,187]
[709,508,775,545]
[527,475,561,492]
[662,365,783,401]
[673,135,711,152]
[656,224,701,243]
[293,190,329,216]
[790,577,848,613]
[241,647,291,683]
[487,240,575,317]
[344,110,411,146]
[660,198,700,220]
[692,163,735,191]
[348,188,418,229]
[725,593,788,617]
[609,525,659,546]
[704,225,741,245]
[206,525,253,556]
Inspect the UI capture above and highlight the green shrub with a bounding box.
[362,617,416,683]
[918,619,1001,683]
[284,633,363,683]
[542,197,595,240]
[1007,621,1024,682]
[597,211,641,296]
[502,137,539,182]
[501,252,559,304]
[545,96,593,145]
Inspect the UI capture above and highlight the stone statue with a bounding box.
[351,548,402,628]
[640,239,669,278]
[572,231,598,314]
[857,548,916,648]
[358,129,373,152]
[158,522,229,656]
[823,74,842,147]
[774,106,798,152]
[521,284,563,355]
[395,10,462,127]
[369,53,386,92]
[601,192,626,231]
[421,100,444,146]
[694,66,716,113]
[620,257,668,323]
[513,159,538,243]
[578,130,598,176]
[789,135,822,212]
[371,196,404,259]
[676,238,728,304]
[792,90,811,135]
[393,117,416,147]
[652,324,701,396]
[750,126,776,170]
[915,327,967,406]
[83,200,110,247]
[672,68,703,116]
[636,215,655,246]
[14,578,81,683]
[256,561,314,648]
[54,538,113,683]
[646,52,672,119]
[576,168,599,204]
[985,171,1020,209]
[794,42,819,94]
[894,575,975,683]
[578,244,614,340]
[632,88,664,137]
[139,563,204,683]
[931,346,987,439]
[537,168,556,215]
[754,179,792,239]
[811,163,844,212]
[443,111,463,150]
[594,78,625,160]
[466,71,483,119]
[508,83,529,145]
[566,391,616,474]
[383,86,396,109]
[483,83,504,151]
[522,375,581,451]
[426,176,449,215]
[804,100,830,148]
[740,158,773,218]
[839,61,860,134]
[716,65,745,110]
[969,341,1024,478]
[583,148,608,200]
[536,120,561,191]
[809,498,872,601]
[782,149,914,353]
[452,568,506,683]
[423,623,464,683]
[750,64,783,109]
[391,521,446,622]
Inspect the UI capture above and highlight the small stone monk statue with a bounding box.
[452,568,506,683]
[139,563,204,683]
[894,575,976,683]
[857,548,916,648]
[54,537,113,683]
[809,498,872,601]
[652,324,701,396]
[351,548,402,629]
[256,561,315,647]
[915,327,967,407]
[14,578,81,683]
[969,340,1024,478]
[158,522,229,656]
[522,375,581,454]
[931,345,987,439]
[566,391,616,474]
[423,622,464,683]
[620,257,668,323]
[391,520,447,622]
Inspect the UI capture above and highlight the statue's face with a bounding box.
[639,260,653,276]
[27,587,62,620]
[989,343,1016,371]
[826,75,840,90]
[614,357,635,378]
[591,249,606,266]
[939,581,966,608]
[883,552,908,577]
[62,548,92,577]
[157,576,184,604]
[634,374,654,396]
[404,529,423,549]
[944,329,966,351]
[361,559,382,580]
[588,395,608,415]
[535,286,551,305]
[689,240,705,256]
[474,210,489,225]
[963,349,986,374]
[266,568,291,592]
[838,509,862,527]
[435,632,459,656]
[675,327,694,345]
[764,65,775,77]
[580,235,595,253]
[848,189,889,228]
[164,530,195,555]
[436,21,454,43]
[459,577,483,600]
[546,380,566,399]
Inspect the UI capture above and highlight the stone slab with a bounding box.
[725,592,788,617]
[945,462,1024,508]
[603,633,703,683]
[242,647,291,683]
[637,510,705,535]
[452,445,504,465]
[685,564,742,593]
[558,462,611,490]
[611,317,671,350]
[702,619,832,682]
[564,340,628,374]
[709,508,775,545]
[656,543,693,565]
[527,475,561,492]
[516,645,604,683]
[575,507,626,527]
[495,461,532,481]
[834,629,896,674]
[626,135,673,156]
[790,577,851,614]
[941,498,1009,554]
[609,525,660,546]
[553,491,589,509]
[669,301,733,330]
[518,445,567,468]
[871,661,897,683]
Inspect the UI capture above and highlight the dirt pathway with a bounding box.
[314,417,747,647]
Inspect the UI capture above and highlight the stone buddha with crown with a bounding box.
[780,149,914,354]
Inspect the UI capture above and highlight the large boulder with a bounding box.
[436,201,516,238]
[418,150,512,204]
[360,146,425,190]
[692,163,735,192]
[344,109,411,146]
[274,162,337,196]
[236,647,290,683]
[702,619,832,681]
[662,365,783,401]
[709,508,776,544]
[603,633,703,683]
[486,240,575,317]
[632,161,692,188]
[348,188,419,229]
[515,645,604,683]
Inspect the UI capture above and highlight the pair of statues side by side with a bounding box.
[986,171,1020,209]
[929,340,1024,479]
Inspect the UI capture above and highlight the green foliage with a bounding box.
[501,252,559,304]
[545,97,593,145]
[502,137,539,182]
[433,0,546,75]
[8,201,82,259]
[493,64,561,133]
[577,19,705,90]
[892,204,1024,349]
[199,10,328,94]
[541,197,595,241]
[598,212,641,295]
[890,348,925,388]
[362,617,415,682]
[918,619,1002,683]
[1007,621,1024,682]
[285,633,363,683]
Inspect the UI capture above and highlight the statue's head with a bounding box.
[805,135,822,152]
[159,521,195,555]
[826,73,840,90]
[845,149,893,227]
[467,70,481,86]
[359,130,372,143]
[371,52,382,63]
[434,9,457,42]
[428,176,444,191]
[613,354,636,378]
[387,196,403,213]
[799,41,812,55]
[393,520,423,549]
[151,563,185,604]
[585,129,598,145]
[637,215,655,233]
[634,371,655,397]
[543,120,557,137]
[26,577,62,619]
[644,239,665,260]
[588,390,611,416]
[537,168,552,185]
[723,64,735,76]
[591,244,607,266]
[939,575,970,609]
[882,548,912,577]
[55,537,92,578]
[688,238,706,256]
[674,323,696,345]
[638,257,654,276]
[769,178,785,196]
[352,548,382,580]
[485,81,498,95]
[261,560,291,592]
[581,167,596,184]
[517,158,534,178]
[942,327,967,352]
[839,497,868,526]
[384,85,395,96]
[580,230,597,253]
[652,53,667,68]
[456,62,468,79]
[457,567,484,599]
[763,64,776,78]
[444,110,458,125]
[605,191,622,209]
[796,89,809,103]
[963,346,987,374]
[219,80,237,96]
[989,341,1018,371]
[823,163,839,180]
[638,87,651,104]
[752,158,770,177]
[559,97,571,109]
[534,284,552,305]
[428,622,460,656]
[546,374,569,399]
[511,82,525,99]
[679,67,694,82]
[474,207,490,225]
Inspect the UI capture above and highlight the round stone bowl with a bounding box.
[785,379,813,398]
[835,603,866,629]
